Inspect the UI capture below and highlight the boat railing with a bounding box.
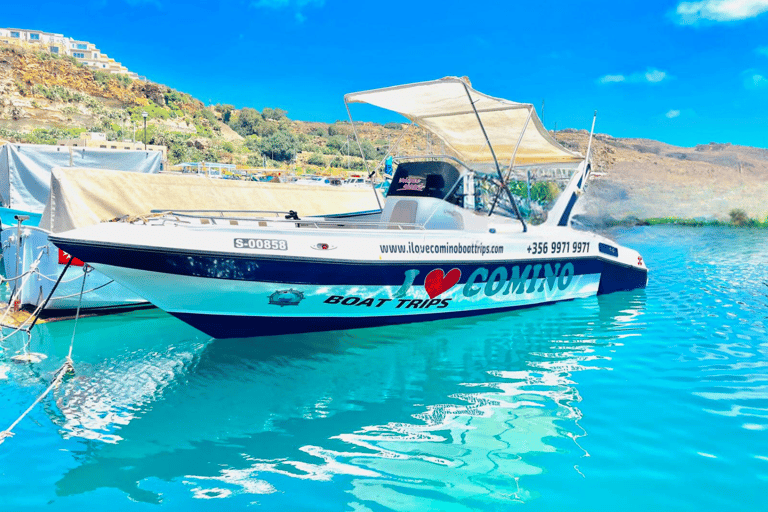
[147,209,426,231]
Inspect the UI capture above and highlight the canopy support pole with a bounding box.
[490,106,533,216]
[459,81,527,232]
[370,122,414,183]
[580,111,597,191]
[345,101,383,210]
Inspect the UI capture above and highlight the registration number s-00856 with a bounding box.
[234,238,288,250]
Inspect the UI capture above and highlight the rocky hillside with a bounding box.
[0,42,236,161]
[553,130,768,222]
[0,44,204,131]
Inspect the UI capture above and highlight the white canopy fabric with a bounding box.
[345,77,582,169]
[41,167,383,233]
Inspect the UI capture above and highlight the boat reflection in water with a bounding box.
[24,290,647,507]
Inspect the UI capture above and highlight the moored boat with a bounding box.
[0,142,163,312]
[50,77,648,338]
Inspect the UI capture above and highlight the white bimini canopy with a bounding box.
[345,77,582,169]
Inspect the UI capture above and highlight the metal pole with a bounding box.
[459,80,526,232]
[12,215,29,299]
[490,106,532,215]
[28,260,74,331]
[142,111,148,150]
[344,99,382,210]
[581,111,598,189]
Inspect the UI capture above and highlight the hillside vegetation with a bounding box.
[0,42,420,171]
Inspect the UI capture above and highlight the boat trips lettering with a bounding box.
[380,241,503,256]
[528,241,590,255]
[463,262,575,297]
[234,238,288,250]
[324,295,452,309]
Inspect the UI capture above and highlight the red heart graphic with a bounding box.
[424,268,462,299]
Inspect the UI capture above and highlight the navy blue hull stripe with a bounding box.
[50,239,611,286]
[598,260,648,294]
[171,299,572,338]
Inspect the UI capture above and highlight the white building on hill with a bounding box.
[0,28,140,80]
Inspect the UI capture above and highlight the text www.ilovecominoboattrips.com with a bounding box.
[380,241,504,256]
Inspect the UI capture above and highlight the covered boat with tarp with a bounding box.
[0,142,163,313]
[50,77,648,338]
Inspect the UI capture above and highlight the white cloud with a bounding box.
[645,69,667,82]
[743,72,768,89]
[674,0,768,25]
[666,110,681,118]
[252,0,324,9]
[599,74,626,84]
[251,0,323,21]
[598,68,670,85]
[123,0,161,5]
[757,46,768,56]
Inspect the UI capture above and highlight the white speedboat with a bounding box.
[342,177,372,188]
[50,78,647,338]
[294,176,342,186]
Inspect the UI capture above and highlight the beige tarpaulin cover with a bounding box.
[345,77,582,167]
[41,167,383,233]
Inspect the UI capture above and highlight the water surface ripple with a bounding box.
[0,226,766,511]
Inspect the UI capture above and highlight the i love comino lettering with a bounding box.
[323,262,575,309]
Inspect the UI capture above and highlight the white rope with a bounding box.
[0,270,86,445]
[0,360,72,444]
[45,279,113,301]
[0,271,37,284]
[32,270,90,284]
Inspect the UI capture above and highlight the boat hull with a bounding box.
[51,231,646,337]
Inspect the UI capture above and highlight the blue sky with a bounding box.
[5,0,768,147]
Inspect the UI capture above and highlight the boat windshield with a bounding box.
[473,163,581,224]
[386,160,461,200]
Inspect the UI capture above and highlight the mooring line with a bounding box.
[0,269,86,446]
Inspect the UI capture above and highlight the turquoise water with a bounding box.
[1,226,766,511]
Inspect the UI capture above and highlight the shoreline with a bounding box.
[574,212,768,229]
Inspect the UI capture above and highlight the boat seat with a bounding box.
[385,199,418,228]
[380,196,466,230]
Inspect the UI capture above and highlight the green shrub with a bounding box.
[246,154,263,167]
[262,107,287,121]
[307,153,325,166]
[729,209,749,226]
[258,131,298,162]
[92,70,112,86]
[530,181,561,204]
[31,84,85,103]
[328,123,349,136]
